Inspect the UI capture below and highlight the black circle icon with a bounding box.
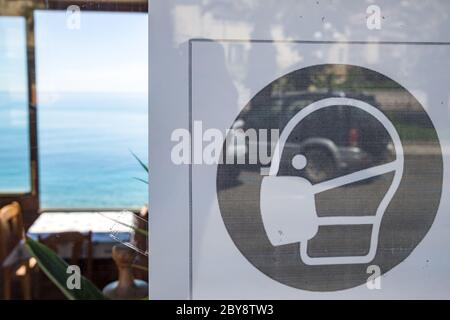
[216,64,443,291]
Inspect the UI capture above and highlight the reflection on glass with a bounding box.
[0,17,30,193]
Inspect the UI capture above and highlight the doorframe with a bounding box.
[0,0,148,228]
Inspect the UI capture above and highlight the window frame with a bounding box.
[0,0,147,227]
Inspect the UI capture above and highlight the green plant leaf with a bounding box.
[25,237,107,300]
[130,150,148,173]
[133,177,149,184]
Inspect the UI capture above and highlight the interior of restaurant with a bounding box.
[0,0,148,299]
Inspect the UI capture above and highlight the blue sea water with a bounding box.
[0,92,148,209]
[0,92,30,193]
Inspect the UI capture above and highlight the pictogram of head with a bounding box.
[260,97,404,265]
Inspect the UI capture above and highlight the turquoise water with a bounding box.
[0,92,30,193]
[0,92,148,209]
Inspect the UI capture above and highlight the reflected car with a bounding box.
[227,92,393,183]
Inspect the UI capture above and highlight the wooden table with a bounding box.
[27,211,135,258]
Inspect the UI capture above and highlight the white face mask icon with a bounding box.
[260,97,404,265]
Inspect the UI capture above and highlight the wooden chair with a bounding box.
[38,231,93,280]
[0,202,36,300]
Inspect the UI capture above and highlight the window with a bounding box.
[35,11,148,208]
[0,17,31,193]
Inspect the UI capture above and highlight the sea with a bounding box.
[0,91,148,209]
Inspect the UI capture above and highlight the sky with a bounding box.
[34,10,148,94]
[0,17,27,95]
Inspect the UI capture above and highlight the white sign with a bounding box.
[150,0,450,299]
